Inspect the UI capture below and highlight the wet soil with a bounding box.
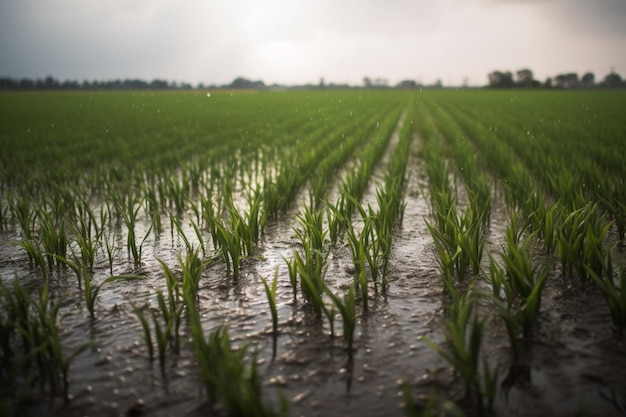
[1,151,625,417]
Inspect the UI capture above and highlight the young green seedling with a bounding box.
[261,268,279,337]
[324,284,357,357]
[84,270,145,318]
[588,255,626,338]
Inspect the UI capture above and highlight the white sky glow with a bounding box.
[1,0,624,86]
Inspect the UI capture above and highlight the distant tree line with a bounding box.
[487,68,625,89]
[0,76,198,91]
[2,70,624,91]
[227,77,265,89]
[0,75,425,91]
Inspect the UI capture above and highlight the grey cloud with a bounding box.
[1,0,625,85]
[553,0,626,37]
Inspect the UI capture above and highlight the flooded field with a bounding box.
[1,90,625,416]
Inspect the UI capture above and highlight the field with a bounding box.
[0,89,625,417]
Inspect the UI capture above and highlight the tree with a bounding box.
[40,76,58,89]
[516,69,534,88]
[230,77,265,89]
[602,71,623,88]
[0,78,18,89]
[554,73,578,88]
[396,80,419,89]
[581,72,595,88]
[488,71,514,88]
[61,80,80,89]
[149,79,169,89]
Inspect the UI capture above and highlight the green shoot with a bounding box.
[14,239,48,279]
[422,288,498,413]
[260,268,279,338]
[184,293,288,416]
[131,302,154,361]
[324,284,357,356]
[588,255,626,338]
[85,272,145,318]
[284,256,298,300]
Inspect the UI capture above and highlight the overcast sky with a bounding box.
[1,0,625,87]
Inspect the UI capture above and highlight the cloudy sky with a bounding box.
[1,0,625,87]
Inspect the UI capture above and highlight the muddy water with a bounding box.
[2,169,626,416]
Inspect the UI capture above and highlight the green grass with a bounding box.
[0,279,89,405]
[422,285,498,413]
[8,192,35,239]
[185,292,288,416]
[558,202,612,283]
[84,273,145,318]
[324,283,357,357]
[291,205,328,313]
[260,268,279,340]
[588,255,626,338]
[131,302,155,362]
[14,239,48,279]
[1,89,625,416]
[486,217,548,358]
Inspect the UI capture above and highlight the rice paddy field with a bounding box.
[1,89,625,417]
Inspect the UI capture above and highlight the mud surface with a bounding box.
[1,150,625,417]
